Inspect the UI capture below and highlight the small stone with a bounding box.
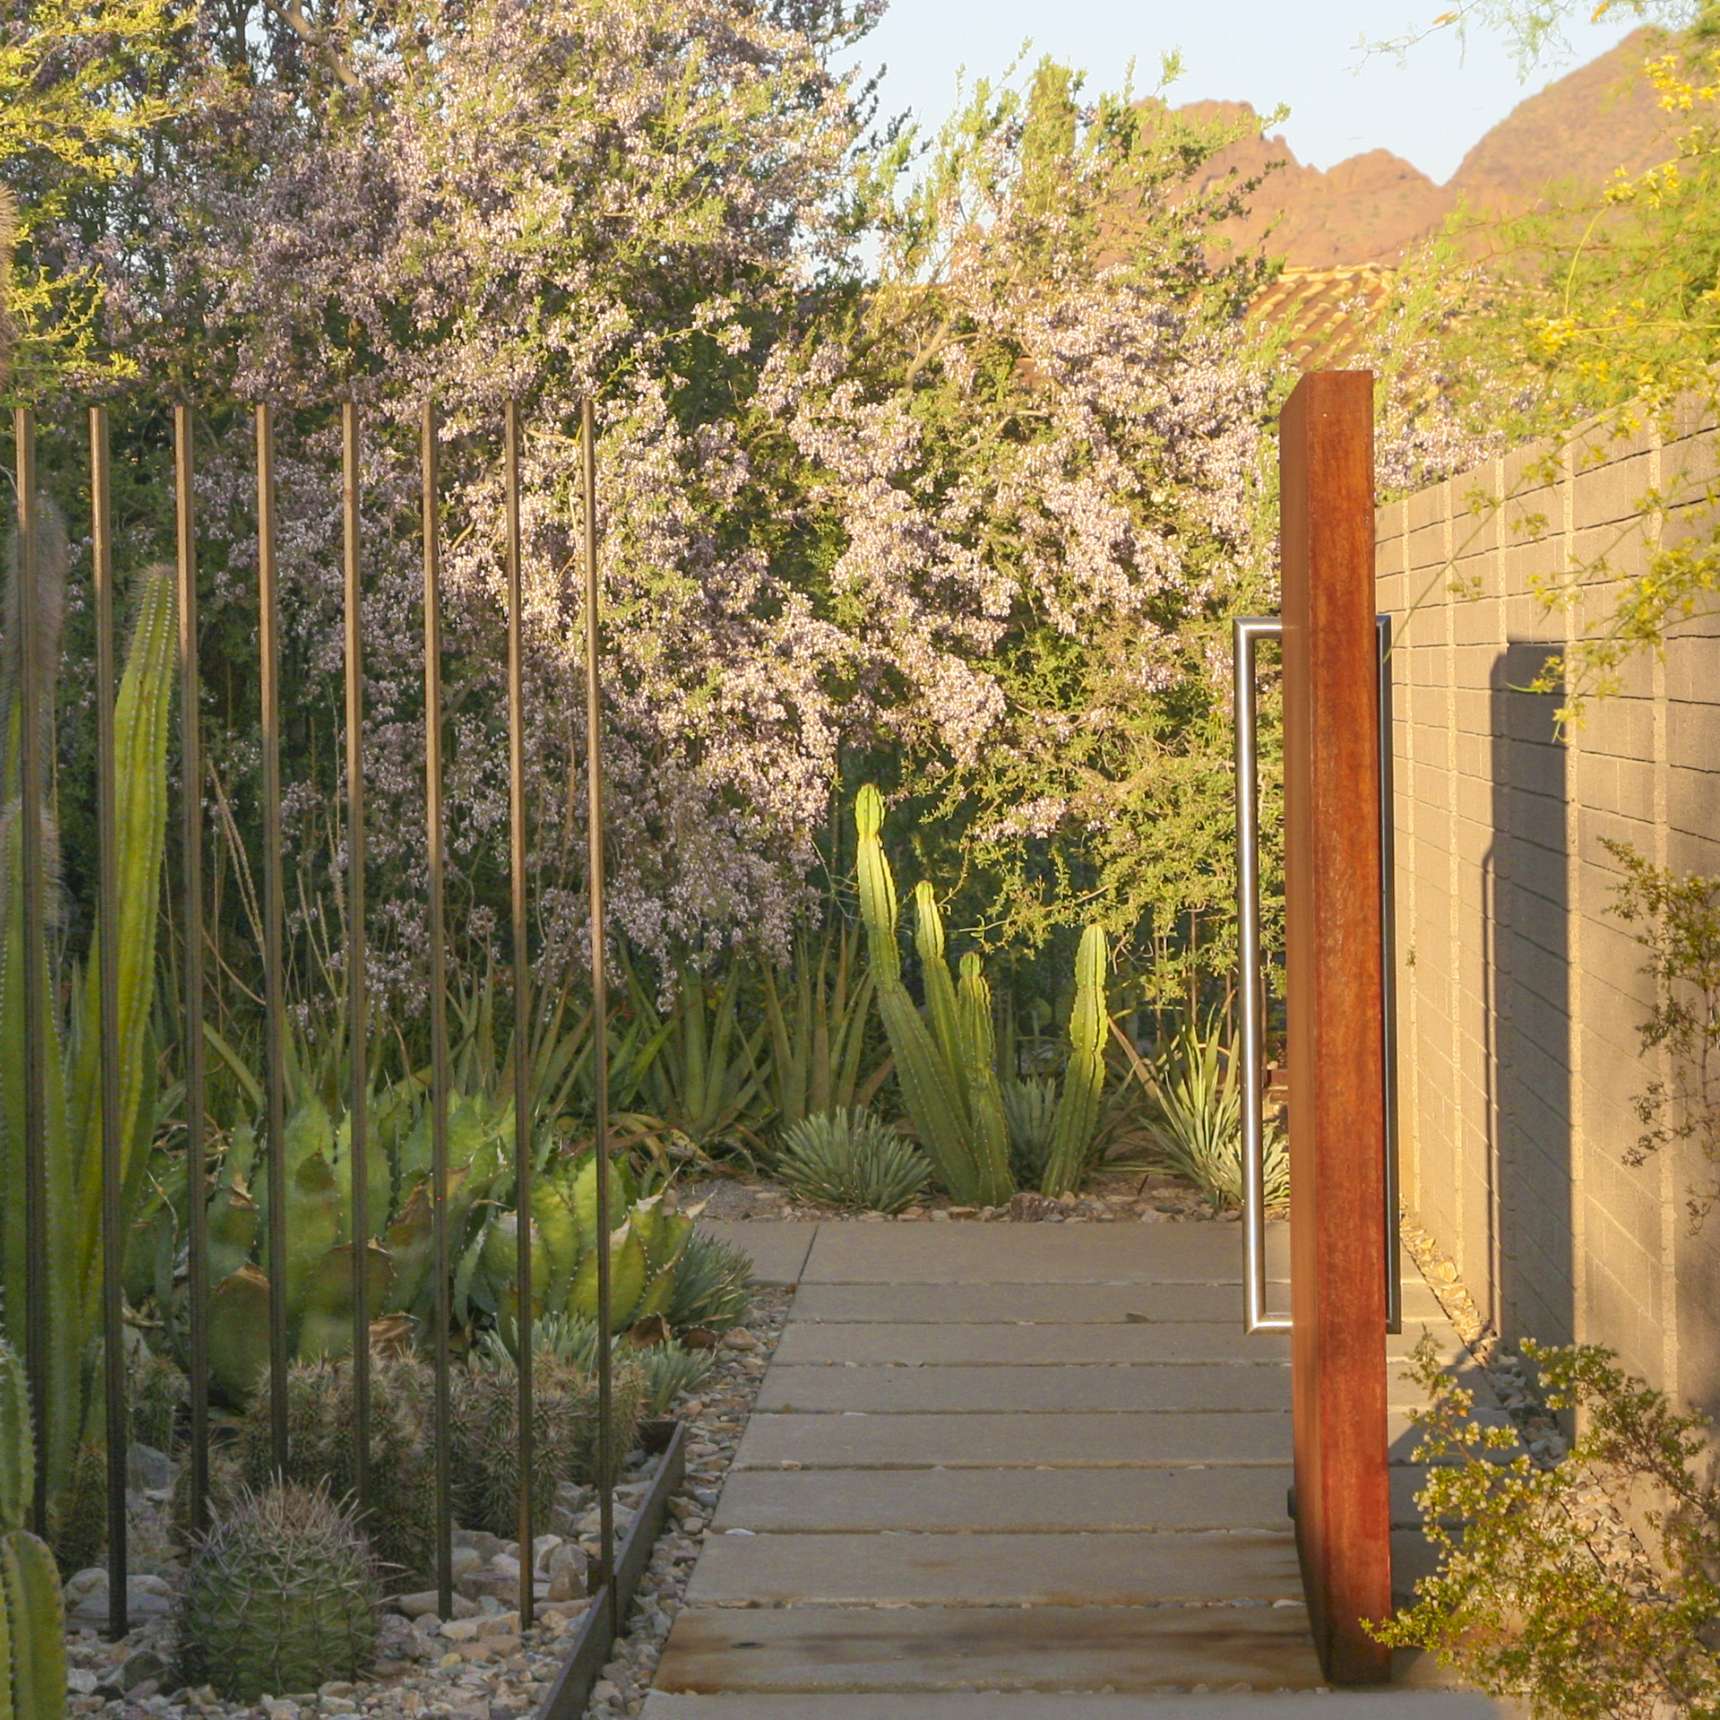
[67,1668,100,1696]
[113,1648,167,1694]
[928,1209,950,1222]
[545,1541,590,1603]
[719,1328,756,1351]
[441,1617,482,1642]
[946,1205,977,1219]
[126,1444,173,1491]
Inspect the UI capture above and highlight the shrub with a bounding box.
[176,1483,380,1702]
[775,1107,930,1214]
[665,1230,752,1334]
[1371,1336,1720,1719]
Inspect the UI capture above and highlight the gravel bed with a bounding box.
[575,1286,791,1717]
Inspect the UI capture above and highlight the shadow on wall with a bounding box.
[1483,641,1576,1353]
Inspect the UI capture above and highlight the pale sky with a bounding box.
[844,1,1645,185]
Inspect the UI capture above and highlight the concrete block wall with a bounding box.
[1377,407,1720,1418]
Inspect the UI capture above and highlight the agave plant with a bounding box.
[1002,1076,1059,1184]
[0,504,176,1512]
[1119,1012,1289,1213]
[775,1107,930,1214]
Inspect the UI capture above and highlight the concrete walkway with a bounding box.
[647,1219,1516,1717]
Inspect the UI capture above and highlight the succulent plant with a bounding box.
[774,1108,929,1214]
[664,1230,752,1335]
[127,1342,186,1454]
[1038,922,1109,1195]
[236,1351,439,1588]
[176,1482,381,1702]
[640,1342,715,1417]
[1002,1076,1059,1183]
[0,1338,68,1720]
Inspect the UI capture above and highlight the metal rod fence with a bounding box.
[6,392,621,1651]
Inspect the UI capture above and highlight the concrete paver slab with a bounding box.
[687,1528,1305,1607]
[697,1220,817,1285]
[794,1278,1445,1325]
[801,1221,1290,1284]
[644,1695,1519,1718]
[758,1361,1294,1414]
[712,1462,1452,1534]
[733,1408,1295,1469]
[653,1602,1327,1694]
[774,1318,1462,1365]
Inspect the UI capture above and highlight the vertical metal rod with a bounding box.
[342,402,372,1509]
[256,403,290,1476]
[91,407,130,1634]
[503,402,535,1626]
[581,397,617,1635]
[13,409,50,1539]
[175,404,211,1532]
[421,403,454,1619]
[1234,616,1290,1336]
[1377,616,1402,1335]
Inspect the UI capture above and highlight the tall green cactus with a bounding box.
[0,516,176,1521]
[854,787,1011,1206]
[1039,922,1109,1195]
[0,1339,68,1720]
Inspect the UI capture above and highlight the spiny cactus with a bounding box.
[451,1345,644,1539]
[0,1338,68,1720]
[236,1352,439,1588]
[176,1482,380,1702]
[1040,922,1109,1195]
[775,1108,930,1214]
[854,786,1011,1204]
[0,534,176,1512]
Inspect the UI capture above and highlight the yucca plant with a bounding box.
[1002,1076,1059,1184]
[0,505,176,1518]
[1119,1012,1289,1212]
[0,1337,67,1720]
[775,1107,930,1214]
[757,924,888,1133]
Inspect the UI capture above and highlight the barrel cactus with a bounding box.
[0,1338,67,1720]
[236,1352,438,1588]
[176,1483,380,1702]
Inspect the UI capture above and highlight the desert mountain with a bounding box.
[1178,28,1678,268]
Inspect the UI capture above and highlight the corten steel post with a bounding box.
[13,410,50,1539]
[422,404,455,1619]
[1279,370,1392,1684]
[257,403,291,1475]
[90,408,130,1634]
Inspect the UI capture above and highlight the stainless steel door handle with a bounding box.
[1232,615,1401,1335]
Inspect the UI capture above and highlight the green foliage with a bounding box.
[854,785,1013,1205]
[663,1230,752,1335]
[1604,837,1720,1226]
[0,522,175,1516]
[1118,1012,1288,1212]
[0,1338,67,1720]
[774,1107,930,1214]
[235,1352,439,1589]
[1372,1335,1720,1719]
[176,1483,381,1704]
[757,925,887,1133]
[126,1341,185,1454]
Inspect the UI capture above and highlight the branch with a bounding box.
[260,0,359,90]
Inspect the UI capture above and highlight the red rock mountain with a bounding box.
[1178,28,1677,267]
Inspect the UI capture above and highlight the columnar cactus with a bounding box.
[1040,922,1109,1195]
[0,1339,68,1720]
[854,787,1011,1205]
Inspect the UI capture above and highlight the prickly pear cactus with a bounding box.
[176,1484,380,1703]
